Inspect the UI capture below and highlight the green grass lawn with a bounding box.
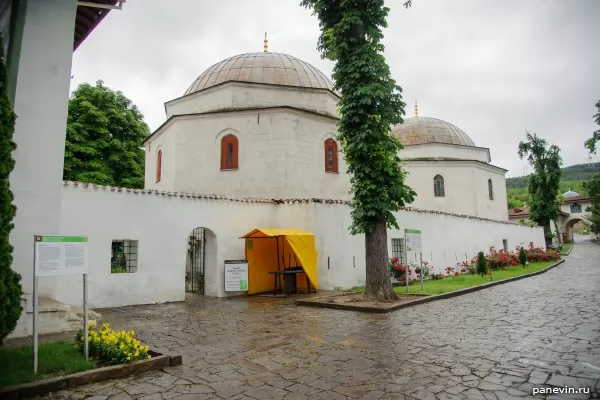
[393,261,556,295]
[559,243,573,255]
[0,341,95,388]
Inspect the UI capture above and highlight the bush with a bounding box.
[0,34,22,343]
[476,251,487,277]
[75,322,150,365]
[519,246,527,267]
[486,246,519,270]
[389,257,412,281]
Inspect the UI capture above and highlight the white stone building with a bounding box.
[4,3,544,338]
[509,191,595,243]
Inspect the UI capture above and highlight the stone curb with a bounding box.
[560,244,574,256]
[0,352,183,400]
[296,259,565,313]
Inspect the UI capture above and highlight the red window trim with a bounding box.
[324,138,338,173]
[156,150,162,183]
[220,134,239,170]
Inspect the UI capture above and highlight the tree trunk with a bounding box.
[364,216,398,301]
[543,224,552,247]
[553,219,562,245]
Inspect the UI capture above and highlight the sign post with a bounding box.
[405,229,423,292]
[33,235,89,373]
[224,260,249,292]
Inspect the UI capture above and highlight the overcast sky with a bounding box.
[71,0,600,178]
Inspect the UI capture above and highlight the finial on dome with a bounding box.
[264,32,268,52]
[415,100,419,117]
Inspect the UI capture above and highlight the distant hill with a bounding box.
[507,163,600,190]
[506,163,599,209]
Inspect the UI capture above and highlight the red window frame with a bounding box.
[220,134,239,170]
[156,150,162,183]
[324,138,338,173]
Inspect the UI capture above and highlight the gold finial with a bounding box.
[264,32,268,52]
[415,100,419,117]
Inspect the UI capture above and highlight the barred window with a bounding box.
[111,240,138,273]
[434,174,445,197]
[391,238,406,265]
[570,203,582,213]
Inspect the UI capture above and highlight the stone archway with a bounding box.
[562,218,590,243]
[185,227,217,295]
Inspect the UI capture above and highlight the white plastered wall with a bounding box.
[10,0,78,293]
[399,143,491,163]
[165,82,339,119]
[402,160,508,220]
[145,109,350,200]
[54,184,544,308]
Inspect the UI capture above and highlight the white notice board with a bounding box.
[405,229,422,254]
[34,235,89,277]
[224,260,248,292]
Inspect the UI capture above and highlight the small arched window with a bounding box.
[488,179,494,200]
[156,150,162,183]
[220,134,239,170]
[324,138,338,173]
[434,174,445,197]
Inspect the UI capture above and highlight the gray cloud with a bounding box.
[71,0,600,177]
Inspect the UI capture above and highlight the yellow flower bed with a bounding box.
[75,322,151,365]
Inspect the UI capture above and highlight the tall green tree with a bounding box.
[301,0,416,300]
[583,173,600,236]
[518,132,563,246]
[64,80,150,188]
[0,35,23,343]
[584,100,600,154]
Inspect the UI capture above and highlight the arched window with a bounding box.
[324,138,338,173]
[433,174,445,197]
[220,134,239,170]
[156,150,162,183]
[488,179,494,200]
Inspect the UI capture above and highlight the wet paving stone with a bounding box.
[44,243,600,399]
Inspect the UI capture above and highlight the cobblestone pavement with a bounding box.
[46,243,600,400]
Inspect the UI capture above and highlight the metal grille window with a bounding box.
[111,240,138,273]
[570,203,582,213]
[502,239,508,252]
[391,238,406,265]
[434,174,445,197]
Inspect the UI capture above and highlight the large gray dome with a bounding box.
[563,190,580,199]
[392,116,476,147]
[184,52,335,95]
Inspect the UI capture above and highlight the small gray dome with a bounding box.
[563,190,580,199]
[392,116,476,147]
[185,52,335,95]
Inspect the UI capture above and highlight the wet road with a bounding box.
[46,242,600,400]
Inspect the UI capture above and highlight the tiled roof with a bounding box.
[184,52,335,95]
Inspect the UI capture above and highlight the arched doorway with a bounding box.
[186,227,217,294]
[563,218,590,243]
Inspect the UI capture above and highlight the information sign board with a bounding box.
[405,229,422,253]
[34,235,88,277]
[224,260,249,292]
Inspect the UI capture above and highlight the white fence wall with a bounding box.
[51,183,544,308]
